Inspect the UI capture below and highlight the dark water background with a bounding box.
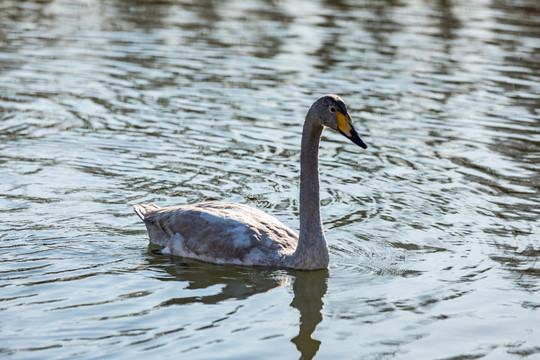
[1,0,539,358]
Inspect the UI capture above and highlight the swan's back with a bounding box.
[133,202,298,266]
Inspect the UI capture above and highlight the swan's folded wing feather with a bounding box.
[143,202,298,265]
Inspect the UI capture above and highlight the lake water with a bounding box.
[1,0,539,359]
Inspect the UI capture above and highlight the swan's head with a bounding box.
[310,94,368,149]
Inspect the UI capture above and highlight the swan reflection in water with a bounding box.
[289,269,328,359]
[149,248,328,359]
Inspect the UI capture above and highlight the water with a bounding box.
[1,0,539,358]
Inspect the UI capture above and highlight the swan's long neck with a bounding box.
[293,117,329,269]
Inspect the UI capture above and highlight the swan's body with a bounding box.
[134,202,299,267]
[133,94,367,270]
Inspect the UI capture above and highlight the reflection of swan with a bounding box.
[148,251,328,359]
[134,95,367,270]
[150,249,290,305]
[290,270,328,359]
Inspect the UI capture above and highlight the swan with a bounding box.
[133,94,367,270]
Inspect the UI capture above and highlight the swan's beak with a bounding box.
[337,112,368,149]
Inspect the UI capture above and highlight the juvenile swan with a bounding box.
[133,94,367,270]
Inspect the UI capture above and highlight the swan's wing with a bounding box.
[134,202,298,265]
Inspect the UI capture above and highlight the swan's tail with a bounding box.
[132,203,170,247]
[132,203,160,222]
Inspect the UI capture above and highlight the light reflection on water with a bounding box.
[1,0,539,358]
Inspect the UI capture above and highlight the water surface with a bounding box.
[1,0,539,358]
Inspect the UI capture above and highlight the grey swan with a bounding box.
[133,94,367,270]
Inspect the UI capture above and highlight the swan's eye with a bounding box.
[330,107,336,113]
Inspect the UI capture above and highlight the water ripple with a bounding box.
[1,0,539,358]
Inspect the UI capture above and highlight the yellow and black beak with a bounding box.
[337,112,368,149]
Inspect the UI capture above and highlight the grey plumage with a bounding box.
[133,94,367,270]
